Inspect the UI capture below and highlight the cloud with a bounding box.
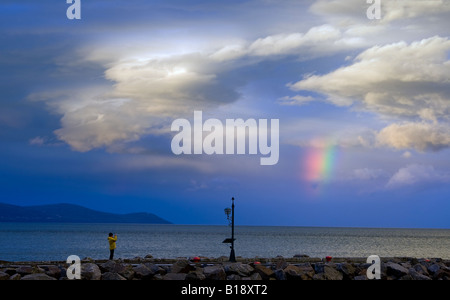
[402,151,412,158]
[382,0,450,23]
[291,36,450,117]
[351,168,389,181]
[245,25,345,57]
[290,36,450,152]
[376,122,450,152]
[29,136,45,146]
[37,22,362,153]
[277,95,315,106]
[386,164,450,189]
[209,23,362,62]
[311,0,450,24]
[27,1,450,155]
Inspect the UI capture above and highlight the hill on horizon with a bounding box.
[0,202,172,224]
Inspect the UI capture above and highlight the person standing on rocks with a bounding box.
[108,233,117,260]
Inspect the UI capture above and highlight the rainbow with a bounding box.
[302,139,339,187]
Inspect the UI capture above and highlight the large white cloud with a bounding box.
[291,36,450,152]
[291,36,450,117]
[376,122,450,152]
[32,1,450,155]
[41,23,361,152]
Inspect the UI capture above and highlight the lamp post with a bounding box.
[223,197,236,262]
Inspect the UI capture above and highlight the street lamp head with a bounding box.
[224,207,232,218]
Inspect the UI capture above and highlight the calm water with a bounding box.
[0,223,449,262]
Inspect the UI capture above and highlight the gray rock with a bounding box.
[101,272,127,280]
[145,263,162,275]
[284,264,314,280]
[0,272,9,280]
[203,265,226,280]
[353,275,368,280]
[81,263,101,280]
[171,260,194,273]
[386,262,409,278]
[313,263,324,274]
[100,260,134,279]
[275,259,288,270]
[40,265,63,279]
[427,263,441,275]
[323,265,343,280]
[100,260,120,272]
[274,269,286,280]
[226,263,254,277]
[132,264,154,279]
[408,268,431,280]
[337,263,356,280]
[413,263,429,275]
[21,273,57,280]
[186,270,206,281]
[254,265,274,280]
[16,265,41,276]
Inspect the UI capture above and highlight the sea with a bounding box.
[0,223,449,262]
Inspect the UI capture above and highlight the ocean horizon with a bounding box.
[1,223,449,262]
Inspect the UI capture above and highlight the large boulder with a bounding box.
[132,264,155,280]
[203,265,226,280]
[171,260,194,273]
[427,263,442,275]
[40,265,63,279]
[323,265,343,280]
[186,270,206,281]
[413,263,429,276]
[100,261,134,279]
[254,265,274,280]
[336,263,356,280]
[386,262,409,278]
[283,264,315,280]
[274,269,286,280]
[16,265,42,276]
[408,268,431,280]
[226,263,254,277]
[81,263,101,280]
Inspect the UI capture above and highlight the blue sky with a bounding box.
[1,0,450,227]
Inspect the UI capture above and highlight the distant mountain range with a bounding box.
[0,203,172,224]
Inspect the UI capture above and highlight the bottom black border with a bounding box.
[0,280,444,298]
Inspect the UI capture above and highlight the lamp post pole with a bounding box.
[223,197,236,262]
[230,197,236,262]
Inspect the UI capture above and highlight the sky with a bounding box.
[1,0,450,228]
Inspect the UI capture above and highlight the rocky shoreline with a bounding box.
[1,256,449,280]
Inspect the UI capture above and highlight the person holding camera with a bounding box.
[108,233,117,260]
